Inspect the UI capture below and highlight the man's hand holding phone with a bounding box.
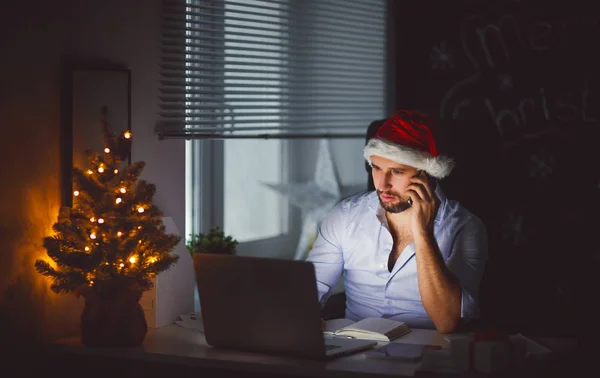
[406,171,439,237]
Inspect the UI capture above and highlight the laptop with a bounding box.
[194,253,377,360]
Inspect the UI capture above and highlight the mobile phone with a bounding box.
[407,170,425,207]
[365,343,426,361]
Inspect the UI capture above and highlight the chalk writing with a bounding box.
[527,148,555,179]
[430,40,455,71]
[438,8,599,141]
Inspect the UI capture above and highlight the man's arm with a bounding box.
[415,217,488,334]
[305,204,346,306]
[404,175,488,334]
[414,230,462,334]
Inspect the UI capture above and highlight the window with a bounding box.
[159,0,387,258]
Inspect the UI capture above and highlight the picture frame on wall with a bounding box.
[61,65,131,207]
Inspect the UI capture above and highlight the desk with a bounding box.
[22,325,580,378]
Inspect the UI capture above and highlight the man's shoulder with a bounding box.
[442,198,486,234]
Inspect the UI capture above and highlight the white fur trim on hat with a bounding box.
[363,138,455,179]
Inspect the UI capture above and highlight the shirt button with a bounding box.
[381,264,386,269]
[386,300,393,305]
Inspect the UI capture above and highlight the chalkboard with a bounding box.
[392,0,599,337]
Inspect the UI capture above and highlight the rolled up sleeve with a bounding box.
[445,216,489,320]
[305,204,346,306]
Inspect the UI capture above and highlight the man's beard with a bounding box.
[377,191,411,213]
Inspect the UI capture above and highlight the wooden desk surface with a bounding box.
[42,325,579,378]
[49,325,448,378]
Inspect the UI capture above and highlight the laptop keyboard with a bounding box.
[324,344,341,351]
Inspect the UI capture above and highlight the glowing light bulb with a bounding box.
[98,218,104,224]
[119,263,124,268]
[120,187,126,193]
[90,217,96,222]
[124,131,131,139]
[98,167,104,173]
[117,231,123,237]
[138,240,142,244]
[137,226,142,229]
[87,170,93,175]
[114,169,119,174]
[84,246,90,251]
[116,198,122,204]
[89,280,94,286]
[129,256,136,263]
[104,147,110,153]
[73,190,79,196]
[149,258,157,263]
[137,207,144,213]
[90,233,96,239]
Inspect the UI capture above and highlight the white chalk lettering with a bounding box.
[518,97,535,125]
[475,14,521,69]
[439,11,599,140]
[440,72,481,119]
[485,98,521,136]
[539,88,550,121]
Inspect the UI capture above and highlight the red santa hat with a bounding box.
[363,110,455,179]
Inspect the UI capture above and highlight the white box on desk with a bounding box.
[140,217,195,328]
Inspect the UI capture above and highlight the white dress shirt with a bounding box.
[305,184,488,329]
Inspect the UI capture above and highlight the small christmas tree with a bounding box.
[35,108,180,296]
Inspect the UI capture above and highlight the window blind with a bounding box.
[157,0,387,139]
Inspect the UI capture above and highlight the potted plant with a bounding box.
[186,226,238,256]
[187,227,238,279]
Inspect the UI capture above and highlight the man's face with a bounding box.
[370,155,420,213]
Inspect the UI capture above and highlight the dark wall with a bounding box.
[390,0,600,340]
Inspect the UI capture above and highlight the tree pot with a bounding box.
[80,286,148,347]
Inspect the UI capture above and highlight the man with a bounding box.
[306,110,488,334]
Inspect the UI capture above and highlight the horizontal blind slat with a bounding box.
[157,0,386,139]
[163,0,384,25]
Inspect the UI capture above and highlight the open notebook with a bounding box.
[324,317,411,342]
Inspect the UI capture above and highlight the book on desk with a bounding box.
[324,317,411,342]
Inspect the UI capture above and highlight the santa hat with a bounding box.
[363,110,455,179]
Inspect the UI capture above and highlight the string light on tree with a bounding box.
[35,107,180,299]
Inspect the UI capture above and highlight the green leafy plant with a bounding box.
[186,226,238,256]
